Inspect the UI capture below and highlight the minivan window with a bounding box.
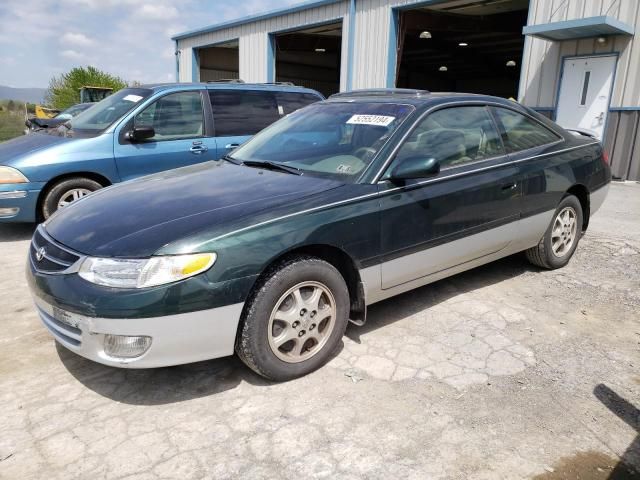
[133,91,204,141]
[210,90,280,136]
[394,106,504,169]
[492,107,561,152]
[275,92,321,115]
[69,88,152,133]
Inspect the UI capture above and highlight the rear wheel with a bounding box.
[236,256,349,381]
[41,177,102,219]
[525,194,583,269]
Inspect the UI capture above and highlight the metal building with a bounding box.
[172,0,639,180]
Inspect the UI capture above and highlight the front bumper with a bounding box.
[33,295,244,368]
[0,182,44,222]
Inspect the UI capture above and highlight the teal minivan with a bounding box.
[0,82,322,222]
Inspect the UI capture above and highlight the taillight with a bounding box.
[602,150,610,165]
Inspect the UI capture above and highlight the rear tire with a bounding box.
[236,255,350,381]
[42,177,102,219]
[525,194,583,269]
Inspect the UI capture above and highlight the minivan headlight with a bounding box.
[78,253,216,288]
[0,166,29,184]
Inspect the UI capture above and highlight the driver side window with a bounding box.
[133,91,204,141]
[394,106,504,169]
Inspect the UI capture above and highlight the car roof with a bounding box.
[325,89,524,110]
[138,82,323,96]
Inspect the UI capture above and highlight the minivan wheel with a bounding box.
[42,177,103,219]
[525,194,583,269]
[236,255,350,381]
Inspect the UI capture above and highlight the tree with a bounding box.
[45,66,127,109]
[7,100,15,111]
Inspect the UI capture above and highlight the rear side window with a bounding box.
[210,90,279,136]
[492,107,561,152]
[275,92,321,115]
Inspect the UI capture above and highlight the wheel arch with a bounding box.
[251,244,367,326]
[36,172,113,222]
[566,183,590,232]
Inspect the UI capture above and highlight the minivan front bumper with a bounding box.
[0,183,44,222]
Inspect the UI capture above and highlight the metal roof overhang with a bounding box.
[522,15,635,41]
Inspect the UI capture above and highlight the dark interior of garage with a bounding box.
[274,22,342,97]
[396,0,529,98]
[198,40,239,82]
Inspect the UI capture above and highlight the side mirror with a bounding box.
[390,156,440,180]
[127,126,155,142]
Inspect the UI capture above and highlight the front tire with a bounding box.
[525,194,583,269]
[41,177,102,219]
[236,256,350,381]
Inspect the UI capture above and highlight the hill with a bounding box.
[0,85,46,104]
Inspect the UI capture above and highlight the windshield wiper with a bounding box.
[221,154,242,165]
[242,160,303,176]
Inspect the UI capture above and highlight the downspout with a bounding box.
[174,40,180,82]
[346,0,356,91]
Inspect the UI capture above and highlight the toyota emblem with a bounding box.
[36,247,46,262]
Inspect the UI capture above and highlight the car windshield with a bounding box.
[57,103,91,118]
[230,102,415,181]
[69,88,152,133]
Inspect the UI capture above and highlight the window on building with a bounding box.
[134,91,204,141]
[492,107,561,152]
[210,90,280,136]
[394,106,504,169]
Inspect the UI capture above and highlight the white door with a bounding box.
[556,55,616,140]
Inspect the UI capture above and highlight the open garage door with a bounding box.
[274,22,342,97]
[395,0,529,99]
[199,40,239,82]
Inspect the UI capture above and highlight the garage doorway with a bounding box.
[394,0,529,98]
[198,40,239,82]
[273,22,342,97]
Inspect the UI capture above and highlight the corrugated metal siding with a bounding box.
[604,111,640,179]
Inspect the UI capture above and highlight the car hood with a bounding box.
[45,161,344,257]
[0,131,72,163]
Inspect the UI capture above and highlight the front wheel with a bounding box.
[525,194,583,269]
[236,256,350,381]
[41,177,103,219]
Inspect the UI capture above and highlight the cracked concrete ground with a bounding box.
[0,182,638,479]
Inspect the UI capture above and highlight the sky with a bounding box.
[0,0,299,88]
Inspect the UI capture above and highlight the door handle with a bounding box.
[225,143,240,149]
[190,144,208,154]
[501,182,517,191]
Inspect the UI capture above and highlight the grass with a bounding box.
[0,110,26,142]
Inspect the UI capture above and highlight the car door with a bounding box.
[114,90,215,181]
[208,89,322,158]
[209,89,280,158]
[378,105,522,290]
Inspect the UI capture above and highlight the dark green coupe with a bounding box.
[27,89,610,380]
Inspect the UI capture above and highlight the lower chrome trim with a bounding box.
[0,190,27,199]
[590,183,609,216]
[361,210,555,306]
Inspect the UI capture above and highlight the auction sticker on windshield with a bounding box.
[123,94,143,103]
[347,114,395,127]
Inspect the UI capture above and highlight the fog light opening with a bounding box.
[103,334,152,359]
[0,207,19,218]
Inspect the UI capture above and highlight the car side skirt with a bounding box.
[360,209,555,306]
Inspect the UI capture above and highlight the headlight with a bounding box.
[78,253,216,288]
[0,166,29,184]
